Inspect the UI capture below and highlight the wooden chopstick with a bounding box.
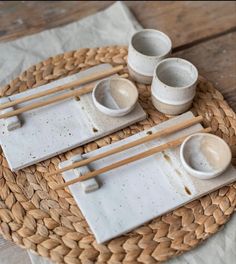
[52,127,211,190]
[48,115,203,177]
[0,65,124,111]
[0,72,128,119]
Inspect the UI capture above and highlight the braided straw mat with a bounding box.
[0,46,235,264]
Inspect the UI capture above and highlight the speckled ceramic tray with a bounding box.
[0,46,235,264]
[0,63,146,171]
[60,111,236,244]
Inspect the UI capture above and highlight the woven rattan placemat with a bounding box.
[0,46,235,264]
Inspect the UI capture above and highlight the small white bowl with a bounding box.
[92,78,138,117]
[127,29,172,84]
[180,133,232,180]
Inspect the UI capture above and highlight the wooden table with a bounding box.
[0,1,235,108]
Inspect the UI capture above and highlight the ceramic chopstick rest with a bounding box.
[127,29,172,84]
[0,97,21,131]
[151,58,198,115]
[71,155,99,193]
[59,154,99,193]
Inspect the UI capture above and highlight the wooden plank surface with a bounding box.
[175,32,236,111]
[0,1,235,48]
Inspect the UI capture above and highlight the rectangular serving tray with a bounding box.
[0,64,146,171]
[60,111,236,243]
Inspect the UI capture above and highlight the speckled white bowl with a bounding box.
[180,133,232,179]
[92,78,138,117]
[127,29,172,84]
[151,58,198,115]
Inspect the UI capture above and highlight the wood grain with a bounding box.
[175,32,236,111]
[0,1,236,48]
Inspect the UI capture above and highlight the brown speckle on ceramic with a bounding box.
[163,152,171,163]
[184,186,192,195]
[180,133,232,179]
[92,77,138,117]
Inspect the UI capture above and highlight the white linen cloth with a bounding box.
[0,2,235,264]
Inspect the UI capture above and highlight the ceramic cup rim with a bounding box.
[180,133,232,179]
[154,57,198,90]
[130,29,172,59]
[92,77,138,116]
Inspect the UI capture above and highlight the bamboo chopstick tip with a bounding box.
[48,181,60,190]
[197,115,203,121]
[117,64,124,69]
[52,185,61,191]
[46,171,59,177]
[120,73,129,78]
[204,127,212,133]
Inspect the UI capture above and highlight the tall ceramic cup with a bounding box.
[151,58,198,115]
[127,29,172,84]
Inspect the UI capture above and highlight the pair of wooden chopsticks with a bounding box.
[51,116,211,190]
[0,65,124,119]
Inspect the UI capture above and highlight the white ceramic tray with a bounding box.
[60,111,236,243]
[0,64,146,171]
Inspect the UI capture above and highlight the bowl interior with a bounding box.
[94,79,138,110]
[156,59,198,88]
[132,30,171,57]
[183,134,231,173]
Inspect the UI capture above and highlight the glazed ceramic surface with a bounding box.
[0,64,146,171]
[59,111,236,243]
[151,95,193,116]
[92,78,138,117]
[60,155,99,193]
[180,133,232,179]
[151,58,198,115]
[0,97,21,131]
[127,29,172,84]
